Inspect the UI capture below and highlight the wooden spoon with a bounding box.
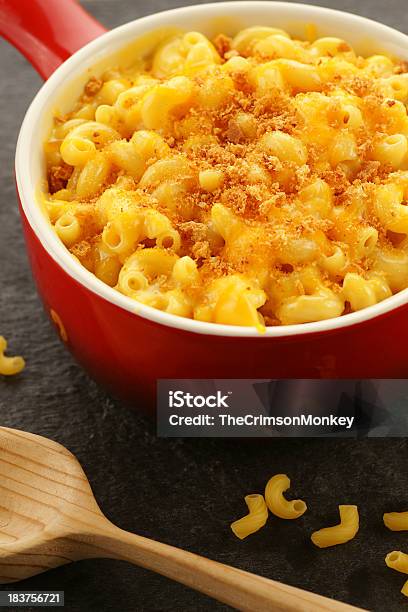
[0,426,364,611]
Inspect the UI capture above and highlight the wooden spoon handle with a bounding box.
[80,523,364,612]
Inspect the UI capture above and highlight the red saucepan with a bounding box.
[1,0,408,407]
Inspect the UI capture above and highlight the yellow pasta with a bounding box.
[373,183,408,234]
[43,26,408,327]
[55,212,81,246]
[0,336,25,376]
[277,287,344,325]
[342,272,391,311]
[232,26,290,55]
[373,134,408,170]
[60,136,96,166]
[230,494,268,539]
[384,510,408,531]
[311,37,354,59]
[385,550,408,599]
[311,505,359,548]
[264,474,307,519]
[258,130,307,165]
[386,551,408,574]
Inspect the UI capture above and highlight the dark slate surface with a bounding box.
[1,1,408,610]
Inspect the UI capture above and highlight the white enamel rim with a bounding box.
[15,1,408,338]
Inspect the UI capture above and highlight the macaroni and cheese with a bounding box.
[44,27,408,328]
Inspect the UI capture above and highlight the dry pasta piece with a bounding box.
[230,494,268,539]
[384,510,408,531]
[385,551,408,574]
[385,551,408,599]
[264,474,307,519]
[311,505,359,548]
[0,336,25,376]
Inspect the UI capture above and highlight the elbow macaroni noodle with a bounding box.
[230,494,268,539]
[264,474,307,519]
[311,506,359,548]
[386,551,408,599]
[0,336,25,376]
[311,505,359,548]
[384,510,408,531]
[44,26,408,327]
[386,551,408,574]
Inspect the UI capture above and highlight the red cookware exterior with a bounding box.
[0,0,106,79]
[3,0,408,408]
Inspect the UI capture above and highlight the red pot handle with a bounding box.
[0,0,107,80]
